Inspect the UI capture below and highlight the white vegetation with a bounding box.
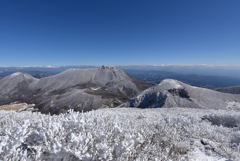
[1,108,240,161]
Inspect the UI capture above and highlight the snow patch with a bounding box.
[160,79,183,89]
[90,87,100,91]
[190,148,229,161]
[11,72,22,76]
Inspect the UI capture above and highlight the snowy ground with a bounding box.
[1,107,240,160]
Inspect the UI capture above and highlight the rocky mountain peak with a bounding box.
[99,65,118,70]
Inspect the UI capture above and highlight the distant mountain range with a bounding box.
[1,66,240,89]
[1,66,240,114]
[125,70,240,89]
[120,79,240,110]
[0,66,154,114]
[0,66,97,77]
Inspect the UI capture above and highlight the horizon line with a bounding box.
[1,64,240,68]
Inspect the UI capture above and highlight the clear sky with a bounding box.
[1,0,240,66]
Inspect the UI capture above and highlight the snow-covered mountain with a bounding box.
[0,65,154,114]
[0,72,37,105]
[120,79,240,110]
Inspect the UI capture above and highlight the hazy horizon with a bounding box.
[1,64,240,68]
[1,64,240,80]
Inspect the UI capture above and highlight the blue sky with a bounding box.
[1,0,240,66]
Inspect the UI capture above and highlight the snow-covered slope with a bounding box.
[0,72,38,105]
[30,68,97,91]
[30,65,142,98]
[120,79,240,110]
[0,66,154,114]
[0,72,37,92]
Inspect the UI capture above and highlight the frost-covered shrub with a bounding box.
[203,111,240,128]
[0,108,240,160]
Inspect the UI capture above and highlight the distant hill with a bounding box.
[120,79,240,110]
[0,66,154,114]
[125,70,240,89]
[215,86,240,94]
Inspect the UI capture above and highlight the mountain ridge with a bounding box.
[0,65,154,114]
[119,79,240,110]
[215,86,240,94]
